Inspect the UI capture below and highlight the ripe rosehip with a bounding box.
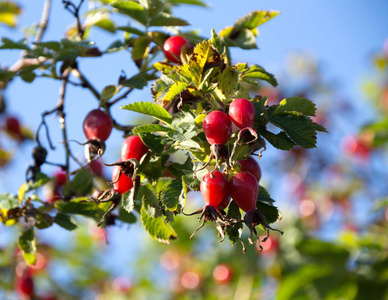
[228,98,255,129]
[200,170,228,208]
[163,36,190,64]
[121,135,149,162]
[16,275,34,297]
[213,264,233,285]
[83,109,113,141]
[229,172,258,212]
[54,170,66,186]
[218,194,230,211]
[89,160,103,176]
[112,160,133,194]
[238,156,261,183]
[202,111,232,145]
[5,116,21,135]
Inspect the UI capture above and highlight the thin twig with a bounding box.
[108,87,133,107]
[35,0,52,43]
[71,68,101,100]
[62,0,85,38]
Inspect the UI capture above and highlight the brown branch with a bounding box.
[62,0,85,39]
[71,68,101,100]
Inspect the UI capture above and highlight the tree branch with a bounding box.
[35,0,52,43]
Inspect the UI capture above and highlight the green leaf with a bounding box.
[233,10,279,32]
[149,13,189,26]
[256,201,279,224]
[260,129,296,150]
[132,124,173,134]
[164,82,189,102]
[277,265,332,300]
[297,239,350,263]
[122,190,136,213]
[100,85,119,102]
[274,97,316,116]
[139,133,165,153]
[257,186,275,203]
[0,193,19,210]
[54,213,78,231]
[226,201,243,245]
[167,0,207,6]
[182,175,200,191]
[233,28,258,49]
[159,180,184,211]
[0,69,16,81]
[118,207,137,224]
[33,41,61,51]
[35,212,54,229]
[269,112,317,149]
[131,36,150,61]
[20,71,36,83]
[105,40,127,53]
[122,73,154,89]
[94,18,116,33]
[0,1,21,27]
[116,26,146,36]
[55,200,103,221]
[121,101,172,125]
[23,173,51,194]
[219,67,239,100]
[111,1,147,25]
[140,204,177,244]
[18,228,36,265]
[68,168,93,196]
[0,37,29,50]
[242,64,278,87]
[146,0,165,18]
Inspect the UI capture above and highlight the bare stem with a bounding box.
[62,0,85,38]
[35,0,52,43]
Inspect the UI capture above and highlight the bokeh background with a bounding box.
[0,0,388,299]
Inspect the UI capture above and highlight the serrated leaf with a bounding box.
[142,185,161,218]
[313,122,328,133]
[256,201,279,224]
[68,168,93,196]
[274,97,316,116]
[118,207,137,224]
[35,212,54,229]
[139,133,165,153]
[182,175,200,191]
[159,180,184,211]
[122,190,136,213]
[233,28,258,49]
[226,200,243,245]
[54,213,78,231]
[260,129,296,150]
[111,1,147,25]
[269,112,317,149]
[242,64,278,87]
[140,205,177,244]
[257,186,275,203]
[18,228,36,265]
[121,101,172,124]
[149,12,189,26]
[94,18,116,33]
[132,124,173,134]
[0,37,29,50]
[55,200,103,221]
[167,0,207,6]
[33,41,61,51]
[0,193,19,209]
[219,67,239,100]
[233,10,279,32]
[131,36,150,61]
[164,82,188,102]
[122,73,155,89]
[101,85,119,102]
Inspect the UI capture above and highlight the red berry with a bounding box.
[89,160,103,176]
[238,156,262,183]
[121,135,149,162]
[47,189,62,204]
[112,160,133,194]
[202,111,232,145]
[213,264,233,285]
[83,109,113,141]
[163,36,190,64]
[229,172,258,212]
[200,170,228,208]
[54,170,66,186]
[5,116,21,135]
[228,98,255,128]
[218,194,230,211]
[16,276,34,297]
